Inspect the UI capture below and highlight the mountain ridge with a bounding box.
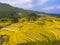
[0,3,60,16]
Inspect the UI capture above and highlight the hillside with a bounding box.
[0,3,60,45]
[0,3,36,28]
[0,14,60,45]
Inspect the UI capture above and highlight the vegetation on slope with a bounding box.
[0,3,40,28]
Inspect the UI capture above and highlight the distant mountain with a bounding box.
[49,14,60,17]
[0,3,25,15]
[0,3,60,17]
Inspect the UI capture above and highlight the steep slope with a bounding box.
[0,14,60,45]
[0,3,39,28]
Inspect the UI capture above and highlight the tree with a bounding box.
[26,13,39,21]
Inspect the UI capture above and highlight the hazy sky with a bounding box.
[0,0,60,14]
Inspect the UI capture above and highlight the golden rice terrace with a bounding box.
[0,14,60,45]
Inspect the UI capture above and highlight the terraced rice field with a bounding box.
[0,17,60,45]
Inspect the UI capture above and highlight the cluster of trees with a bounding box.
[0,12,40,23]
[25,13,39,21]
[20,12,40,21]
